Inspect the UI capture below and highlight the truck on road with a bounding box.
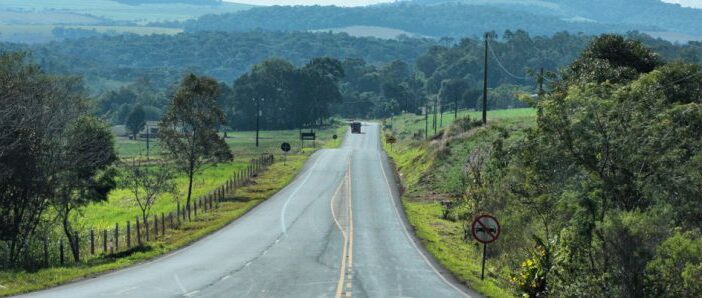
[351,122,362,134]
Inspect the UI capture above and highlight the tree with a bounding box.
[126,105,146,139]
[54,116,118,262]
[159,74,233,215]
[121,157,176,227]
[0,53,91,267]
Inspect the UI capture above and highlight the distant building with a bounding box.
[138,121,160,139]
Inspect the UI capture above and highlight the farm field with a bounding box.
[0,24,183,43]
[96,125,347,229]
[0,0,253,23]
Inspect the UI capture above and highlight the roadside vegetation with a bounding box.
[384,35,702,297]
[0,52,346,295]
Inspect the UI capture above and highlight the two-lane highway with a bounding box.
[23,123,477,298]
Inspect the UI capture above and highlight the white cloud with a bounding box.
[661,0,702,8]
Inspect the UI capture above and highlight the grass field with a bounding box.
[382,108,536,297]
[116,126,346,159]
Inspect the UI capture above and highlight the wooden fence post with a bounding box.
[176,201,180,223]
[194,199,198,217]
[103,230,107,253]
[136,217,142,246]
[153,214,158,238]
[161,213,165,236]
[90,229,95,255]
[127,221,131,248]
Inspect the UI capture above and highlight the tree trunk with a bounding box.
[186,167,194,216]
[62,210,79,263]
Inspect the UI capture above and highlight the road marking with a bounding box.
[173,273,187,295]
[377,148,471,298]
[280,154,325,235]
[184,290,199,297]
[245,262,251,267]
[334,157,354,298]
[115,286,138,295]
[221,275,230,281]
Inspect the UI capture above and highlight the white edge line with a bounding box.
[377,135,471,298]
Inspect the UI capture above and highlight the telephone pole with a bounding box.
[425,103,429,140]
[482,32,489,125]
[454,93,458,120]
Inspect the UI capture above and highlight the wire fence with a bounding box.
[2,154,274,271]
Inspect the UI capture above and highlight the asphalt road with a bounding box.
[23,123,478,298]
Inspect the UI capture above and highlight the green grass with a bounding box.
[382,108,536,297]
[115,125,347,159]
[0,154,309,296]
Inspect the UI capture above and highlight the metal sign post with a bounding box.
[471,214,501,280]
[281,142,291,165]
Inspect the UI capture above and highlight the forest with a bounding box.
[382,34,702,297]
[55,29,700,130]
[178,3,640,38]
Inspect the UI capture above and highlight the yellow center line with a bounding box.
[334,157,354,298]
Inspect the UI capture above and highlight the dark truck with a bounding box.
[351,122,362,134]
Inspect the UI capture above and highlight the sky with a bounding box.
[225,0,702,8]
[224,0,392,6]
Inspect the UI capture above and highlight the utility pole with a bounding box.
[425,103,429,140]
[145,123,150,160]
[454,92,458,121]
[255,98,264,147]
[483,32,489,125]
[433,100,438,135]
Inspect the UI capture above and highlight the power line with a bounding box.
[486,37,532,81]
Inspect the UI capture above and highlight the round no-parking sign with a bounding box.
[471,214,501,244]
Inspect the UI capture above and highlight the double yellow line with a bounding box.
[332,157,353,298]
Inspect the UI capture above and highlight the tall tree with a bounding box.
[126,105,146,140]
[0,53,89,267]
[54,116,118,262]
[159,74,233,214]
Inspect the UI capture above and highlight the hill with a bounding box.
[179,1,702,42]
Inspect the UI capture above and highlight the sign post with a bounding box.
[280,142,291,165]
[300,131,316,149]
[471,214,501,280]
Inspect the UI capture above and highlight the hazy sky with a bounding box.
[225,0,702,8]
[225,0,392,6]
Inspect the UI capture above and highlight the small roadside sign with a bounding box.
[281,142,291,165]
[280,142,291,152]
[471,214,500,244]
[471,214,501,280]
